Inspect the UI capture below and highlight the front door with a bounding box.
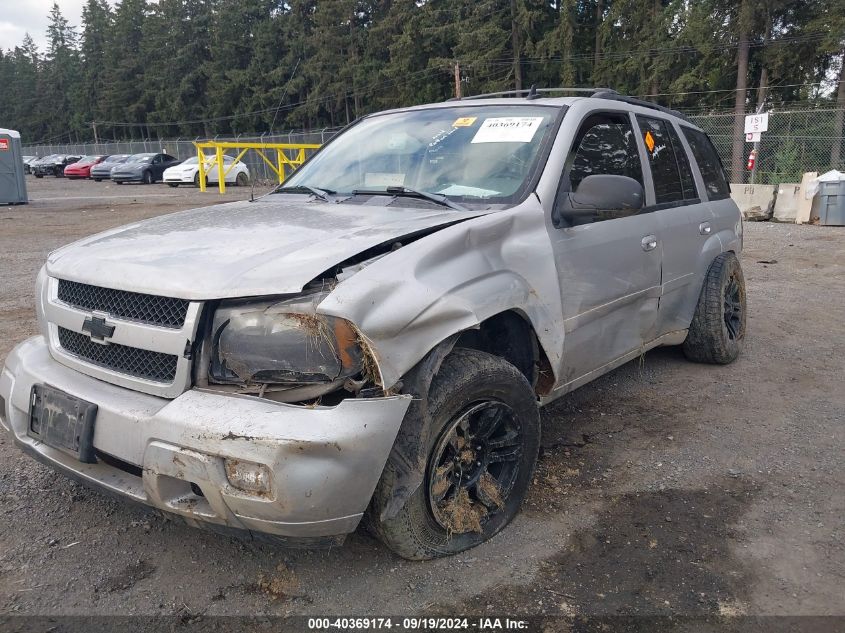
[549,111,662,388]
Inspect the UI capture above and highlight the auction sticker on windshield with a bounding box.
[471,117,544,144]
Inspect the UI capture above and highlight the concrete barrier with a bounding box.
[730,183,776,221]
[772,183,802,223]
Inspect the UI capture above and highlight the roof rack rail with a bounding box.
[451,86,617,101]
[592,90,692,123]
[450,86,691,122]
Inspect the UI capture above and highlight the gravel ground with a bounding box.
[0,177,843,619]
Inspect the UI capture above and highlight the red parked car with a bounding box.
[64,155,107,179]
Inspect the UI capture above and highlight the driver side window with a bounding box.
[565,113,643,193]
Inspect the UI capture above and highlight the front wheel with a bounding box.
[167,183,178,188]
[683,252,747,364]
[93,178,102,182]
[368,348,540,560]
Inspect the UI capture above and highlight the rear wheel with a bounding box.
[236,172,249,187]
[683,252,747,364]
[142,171,153,185]
[368,348,540,560]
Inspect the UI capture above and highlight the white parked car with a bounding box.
[163,155,251,187]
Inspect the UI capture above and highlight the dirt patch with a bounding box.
[256,563,302,601]
[477,472,505,509]
[96,560,156,594]
[437,476,759,616]
[441,488,483,535]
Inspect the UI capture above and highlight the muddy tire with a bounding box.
[683,252,746,364]
[367,348,540,560]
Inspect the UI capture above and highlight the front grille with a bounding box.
[57,280,189,329]
[58,327,178,383]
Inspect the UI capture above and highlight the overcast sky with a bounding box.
[0,1,115,52]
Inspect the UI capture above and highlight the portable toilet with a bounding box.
[0,128,28,205]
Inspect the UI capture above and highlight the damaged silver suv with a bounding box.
[0,89,745,559]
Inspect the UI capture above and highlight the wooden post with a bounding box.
[454,61,462,99]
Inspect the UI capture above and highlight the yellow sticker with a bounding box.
[644,130,656,153]
[452,116,477,127]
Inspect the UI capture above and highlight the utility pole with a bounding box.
[91,121,99,146]
[454,61,462,99]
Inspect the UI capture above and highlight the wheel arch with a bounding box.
[453,308,555,397]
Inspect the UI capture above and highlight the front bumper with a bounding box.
[1,336,411,540]
[111,173,143,182]
[164,173,196,184]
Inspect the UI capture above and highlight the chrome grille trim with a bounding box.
[57,279,189,329]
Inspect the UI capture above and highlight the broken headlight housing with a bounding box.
[209,291,364,393]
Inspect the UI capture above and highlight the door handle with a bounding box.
[641,235,658,252]
[699,221,712,235]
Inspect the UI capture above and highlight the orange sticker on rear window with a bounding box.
[644,130,655,153]
[452,117,477,127]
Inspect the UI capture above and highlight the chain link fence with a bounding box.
[22,129,343,183]
[688,108,845,185]
[22,108,845,187]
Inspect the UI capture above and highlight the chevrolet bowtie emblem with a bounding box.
[81,315,116,341]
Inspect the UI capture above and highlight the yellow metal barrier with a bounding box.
[193,140,321,194]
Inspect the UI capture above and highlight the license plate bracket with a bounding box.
[28,385,97,463]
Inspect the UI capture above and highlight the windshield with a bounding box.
[283,105,559,202]
[128,153,154,163]
[76,156,100,165]
[105,155,130,163]
[182,155,233,165]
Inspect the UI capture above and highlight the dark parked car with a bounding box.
[28,154,58,176]
[33,154,83,178]
[90,154,131,181]
[110,153,180,184]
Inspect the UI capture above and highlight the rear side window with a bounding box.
[636,116,697,205]
[682,127,731,200]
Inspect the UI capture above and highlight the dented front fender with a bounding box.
[318,201,564,389]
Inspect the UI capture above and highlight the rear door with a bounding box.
[634,115,711,335]
[549,110,662,387]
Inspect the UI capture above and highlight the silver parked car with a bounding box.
[0,89,745,559]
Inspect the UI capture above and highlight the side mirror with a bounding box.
[556,174,644,224]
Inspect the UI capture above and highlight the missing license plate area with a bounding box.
[29,385,97,463]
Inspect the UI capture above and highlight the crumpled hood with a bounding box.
[46,196,489,300]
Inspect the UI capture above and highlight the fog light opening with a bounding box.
[224,458,272,494]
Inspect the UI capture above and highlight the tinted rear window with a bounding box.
[637,115,698,205]
[681,127,731,200]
